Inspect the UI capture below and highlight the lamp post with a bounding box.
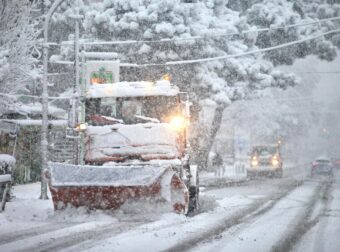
[40,0,66,200]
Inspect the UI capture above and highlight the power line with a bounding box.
[293,71,340,74]
[49,27,339,67]
[7,28,340,100]
[136,27,340,66]
[47,15,340,47]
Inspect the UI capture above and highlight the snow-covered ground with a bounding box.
[293,173,340,252]
[0,167,338,252]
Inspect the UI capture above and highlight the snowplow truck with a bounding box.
[46,80,199,214]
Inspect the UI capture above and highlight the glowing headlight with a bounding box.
[169,116,186,132]
[251,159,259,167]
[271,158,279,166]
[75,123,87,132]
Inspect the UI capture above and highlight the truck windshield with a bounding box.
[252,146,278,156]
[85,96,180,125]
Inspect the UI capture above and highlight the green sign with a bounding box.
[90,67,113,85]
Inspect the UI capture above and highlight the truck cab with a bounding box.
[82,80,189,165]
[247,144,283,178]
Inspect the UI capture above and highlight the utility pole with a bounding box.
[70,5,82,165]
[40,0,66,200]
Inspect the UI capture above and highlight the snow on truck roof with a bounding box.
[86,80,180,99]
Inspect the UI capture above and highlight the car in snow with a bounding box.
[311,157,334,177]
[247,145,283,178]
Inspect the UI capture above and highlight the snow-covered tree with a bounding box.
[50,0,300,168]
[245,0,339,65]
[49,0,340,169]
[0,0,41,116]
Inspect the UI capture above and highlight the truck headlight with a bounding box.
[251,159,258,167]
[169,116,186,132]
[272,158,279,167]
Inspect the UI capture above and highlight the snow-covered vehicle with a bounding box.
[46,79,199,214]
[247,145,283,178]
[0,154,15,212]
[311,157,334,177]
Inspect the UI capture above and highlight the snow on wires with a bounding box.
[49,27,340,67]
[133,27,340,66]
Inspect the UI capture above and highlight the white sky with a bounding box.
[279,52,340,108]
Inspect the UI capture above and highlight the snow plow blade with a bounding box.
[45,163,189,214]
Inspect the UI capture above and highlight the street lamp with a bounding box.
[40,0,66,200]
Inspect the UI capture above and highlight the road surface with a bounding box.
[0,164,338,252]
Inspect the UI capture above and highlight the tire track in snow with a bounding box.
[271,177,333,252]
[0,220,144,252]
[165,180,303,252]
[186,179,324,252]
[0,222,71,245]
[63,216,191,252]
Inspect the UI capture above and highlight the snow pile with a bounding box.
[48,162,171,187]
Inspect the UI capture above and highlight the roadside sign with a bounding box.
[85,61,120,89]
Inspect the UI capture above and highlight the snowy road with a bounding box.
[0,166,338,252]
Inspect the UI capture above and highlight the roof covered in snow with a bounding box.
[86,80,180,98]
